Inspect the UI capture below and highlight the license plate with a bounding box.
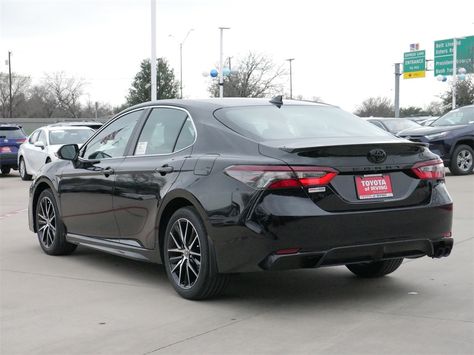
[355,174,393,200]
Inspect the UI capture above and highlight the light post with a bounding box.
[150,0,157,101]
[286,58,294,99]
[7,51,12,118]
[170,29,194,99]
[218,27,230,98]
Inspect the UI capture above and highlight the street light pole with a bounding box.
[286,58,295,99]
[218,27,230,98]
[394,62,401,118]
[8,51,12,118]
[150,0,157,101]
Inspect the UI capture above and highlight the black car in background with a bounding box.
[399,105,474,175]
[0,124,27,175]
[366,118,422,135]
[28,99,453,299]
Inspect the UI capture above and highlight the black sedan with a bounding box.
[399,105,474,175]
[28,98,453,299]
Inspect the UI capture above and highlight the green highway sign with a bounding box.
[403,50,426,79]
[434,35,474,76]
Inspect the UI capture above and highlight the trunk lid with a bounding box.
[259,138,437,212]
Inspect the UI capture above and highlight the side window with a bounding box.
[174,118,196,151]
[83,110,142,159]
[29,130,40,144]
[37,130,47,145]
[134,108,189,155]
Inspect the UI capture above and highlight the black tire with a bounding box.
[1,167,11,175]
[449,144,473,175]
[35,189,77,255]
[346,258,403,278]
[163,207,229,300]
[19,157,32,181]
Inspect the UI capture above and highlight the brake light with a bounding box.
[0,146,12,153]
[224,165,338,190]
[411,159,445,180]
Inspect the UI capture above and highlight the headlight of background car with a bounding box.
[425,131,448,140]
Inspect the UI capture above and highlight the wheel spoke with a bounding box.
[188,261,199,277]
[186,260,191,286]
[168,248,185,254]
[178,220,185,245]
[170,231,182,249]
[178,258,184,285]
[189,251,200,257]
[171,258,184,273]
[188,234,198,250]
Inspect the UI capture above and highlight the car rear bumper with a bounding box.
[209,183,453,273]
[0,153,18,168]
[260,238,453,270]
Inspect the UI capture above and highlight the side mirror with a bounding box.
[57,144,79,161]
[34,141,45,149]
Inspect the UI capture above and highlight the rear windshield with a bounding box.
[49,129,94,145]
[0,127,25,139]
[214,105,392,141]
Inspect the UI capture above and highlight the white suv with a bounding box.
[18,125,94,180]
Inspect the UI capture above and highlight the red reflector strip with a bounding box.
[275,248,300,255]
[0,147,12,153]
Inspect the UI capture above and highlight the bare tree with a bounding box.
[354,97,394,117]
[0,73,31,118]
[44,72,85,118]
[208,52,286,98]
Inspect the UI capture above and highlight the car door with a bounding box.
[113,107,196,249]
[26,129,48,175]
[58,109,145,239]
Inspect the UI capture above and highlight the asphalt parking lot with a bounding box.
[1,171,473,354]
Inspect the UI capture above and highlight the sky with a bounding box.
[1,0,473,112]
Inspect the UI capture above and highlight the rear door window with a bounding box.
[134,108,190,155]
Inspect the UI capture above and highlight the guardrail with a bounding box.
[0,117,111,134]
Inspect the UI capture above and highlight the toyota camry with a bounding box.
[28,98,453,299]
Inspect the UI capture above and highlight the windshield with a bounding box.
[382,119,420,132]
[432,107,474,127]
[214,105,392,141]
[49,129,94,145]
[0,127,25,139]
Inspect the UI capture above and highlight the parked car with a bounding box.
[0,124,27,175]
[366,118,421,135]
[28,98,453,299]
[18,125,94,180]
[49,121,104,130]
[399,105,474,175]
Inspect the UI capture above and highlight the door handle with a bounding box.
[155,165,174,175]
[102,167,115,177]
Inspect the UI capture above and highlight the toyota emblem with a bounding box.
[367,148,387,164]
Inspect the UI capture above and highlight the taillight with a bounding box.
[411,159,445,180]
[0,146,12,153]
[224,165,338,190]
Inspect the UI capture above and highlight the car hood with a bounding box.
[398,125,466,136]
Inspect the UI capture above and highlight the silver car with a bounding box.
[18,125,94,180]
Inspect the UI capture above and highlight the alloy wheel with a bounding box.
[167,218,201,289]
[19,159,25,178]
[456,149,473,172]
[37,197,56,248]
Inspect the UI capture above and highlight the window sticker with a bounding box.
[135,141,148,155]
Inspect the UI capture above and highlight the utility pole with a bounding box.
[150,0,157,101]
[8,51,12,118]
[286,58,295,99]
[394,62,401,118]
[218,27,230,98]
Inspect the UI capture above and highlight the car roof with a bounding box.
[0,123,22,128]
[44,125,95,131]
[122,98,332,113]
